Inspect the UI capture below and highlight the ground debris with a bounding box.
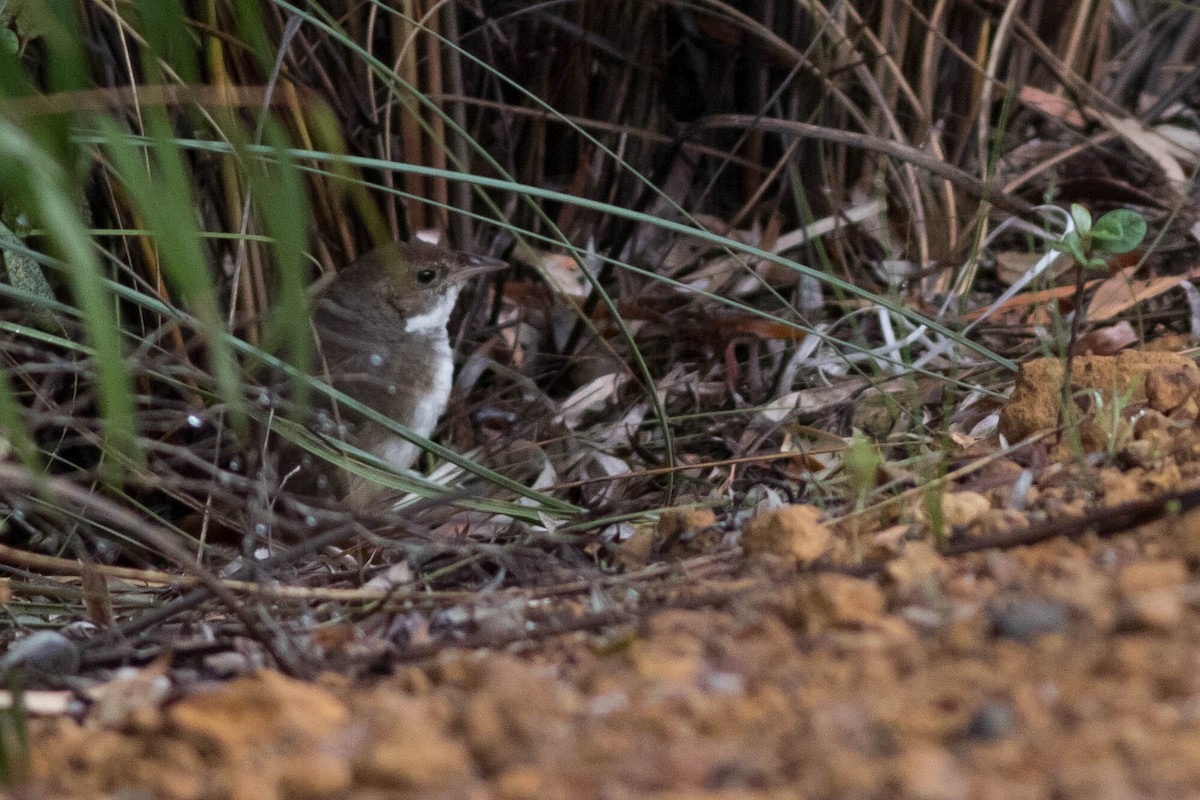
[23,498,1200,798]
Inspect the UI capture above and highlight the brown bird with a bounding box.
[292,239,505,508]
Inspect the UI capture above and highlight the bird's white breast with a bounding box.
[374,334,455,471]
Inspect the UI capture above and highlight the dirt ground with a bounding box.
[16,348,1200,800]
[23,521,1200,800]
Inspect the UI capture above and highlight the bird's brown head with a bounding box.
[318,240,506,330]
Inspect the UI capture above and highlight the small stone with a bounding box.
[886,541,947,593]
[202,652,251,678]
[1122,440,1162,470]
[1116,559,1187,631]
[0,631,80,678]
[965,701,1018,740]
[1121,589,1184,631]
[1166,506,1200,560]
[356,728,472,788]
[1118,559,1187,594]
[1133,408,1171,436]
[740,504,832,565]
[814,575,886,628]
[1147,365,1200,414]
[894,746,969,800]
[1142,460,1182,493]
[990,597,1069,642]
[656,508,717,540]
[976,508,1027,537]
[495,767,543,800]
[940,491,991,529]
[900,604,948,633]
[1099,469,1143,505]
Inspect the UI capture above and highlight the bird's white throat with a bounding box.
[403,286,460,333]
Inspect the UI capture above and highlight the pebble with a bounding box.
[0,631,80,677]
[990,597,1069,642]
[965,701,1018,740]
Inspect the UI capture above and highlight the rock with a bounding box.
[893,746,969,800]
[656,508,717,541]
[1121,438,1163,470]
[202,651,251,678]
[0,631,80,678]
[1121,589,1185,631]
[1117,559,1188,631]
[350,693,474,790]
[965,701,1018,740]
[1099,469,1142,505]
[1146,366,1200,415]
[990,597,1069,642]
[495,766,544,800]
[886,541,947,594]
[740,504,832,565]
[655,507,720,556]
[814,575,886,628]
[169,670,354,797]
[1133,408,1172,436]
[999,350,1200,445]
[1119,559,1187,593]
[940,491,991,530]
[976,508,1028,538]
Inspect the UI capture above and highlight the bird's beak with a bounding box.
[455,253,508,280]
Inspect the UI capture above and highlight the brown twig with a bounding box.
[692,114,1039,219]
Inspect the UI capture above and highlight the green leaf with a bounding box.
[5,0,54,41]
[1091,208,1147,255]
[844,429,882,498]
[1070,203,1092,237]
[1062,231,1088,267]
[33,0,86,92]
[99,115,245,434]
[135,0,199,83]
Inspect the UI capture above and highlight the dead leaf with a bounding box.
[959,278,1106,323]
[1019,85,1085,127]
[993,250,1073,287]
[555,373,625,429]
[1074,321,1139,356]
[1087,264,1200,321]
[513,243,587,298]
[1153,123,1200,164]
[79,562,112,628]
[1098,112,1187,188]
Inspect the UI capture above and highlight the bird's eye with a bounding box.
[416,269,437,284]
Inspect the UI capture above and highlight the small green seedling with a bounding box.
[1060,204,1147,269]
[1056,204,1148,444]
[1089,384,1143,467]
[843,429,884,560]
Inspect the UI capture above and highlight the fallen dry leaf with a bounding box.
[1074,321,1139,355]
[1087,264,1200,321]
